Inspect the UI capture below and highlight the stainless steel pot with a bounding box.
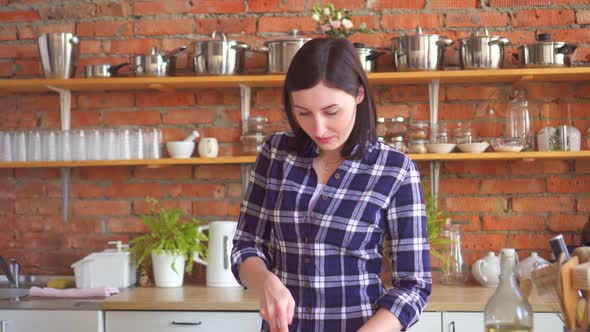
[135,45,187,77]
[391,26,453,71]
[37,32,80,79]
[84,62,130,78]
[459,27,510,69]
[354,43,385,73]
[256,30,311,73]
[192,31,248,75]
[516,33,577,68]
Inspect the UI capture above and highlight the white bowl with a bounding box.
[490,138,524,152]
[426,143,456,154]
[457,142,489,153]
[166,141,195,159]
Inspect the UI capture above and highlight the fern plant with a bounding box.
[129,198,208,273]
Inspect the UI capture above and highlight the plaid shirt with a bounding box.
[231,132,431,332]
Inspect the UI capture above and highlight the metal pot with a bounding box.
[84,62,130,78]
[459,27,510,69]
[354,43,385,73]
[192,31,249,75]
[391,26,453,71]
[134,45,187,77]
[37,32,80,79]
[516,33,577,68]
[255,30,311,73]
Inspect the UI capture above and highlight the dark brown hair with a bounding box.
[283,37,377,159]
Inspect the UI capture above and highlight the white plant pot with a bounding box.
[151,251,186,288]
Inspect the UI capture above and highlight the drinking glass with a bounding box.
[12,130,27,162]
[102,129,117,160]
[42,130,58,161]
[0,131,12,162]
[71,129,87,161]
[26,130,42,161]
[117,128,131,160]
[86,129,101,161]
[144,128,162,159]
[57,131,71,161]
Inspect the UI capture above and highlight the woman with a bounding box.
[231,38,431,332]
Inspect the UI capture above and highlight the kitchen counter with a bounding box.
[102,283,560,312]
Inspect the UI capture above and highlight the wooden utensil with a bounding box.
[560,255,580,330]
[572,261,590,330]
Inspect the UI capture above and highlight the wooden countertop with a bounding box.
[102,283,559,312]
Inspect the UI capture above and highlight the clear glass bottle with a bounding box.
[505,88,533,151]
[484,248,533,332]
[440,221,469,285]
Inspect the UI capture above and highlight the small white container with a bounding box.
[71,241,136,289]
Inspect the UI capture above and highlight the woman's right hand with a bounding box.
[259,272,295,332]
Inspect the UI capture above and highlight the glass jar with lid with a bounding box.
[377,117,408,142]
[389,135,407,153]
[409,120,429,140]
[430,121,450,143]
[242,116,268,154]
[408,139,428,154]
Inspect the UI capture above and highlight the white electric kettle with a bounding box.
[194,221,241,287]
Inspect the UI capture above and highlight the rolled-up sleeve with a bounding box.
[230,137,274,286]
[377,159,432,329]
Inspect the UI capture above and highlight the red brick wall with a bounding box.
[0,0,589,278]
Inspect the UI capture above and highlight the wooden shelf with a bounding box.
[2,67,590,94]
[1,151,588,168]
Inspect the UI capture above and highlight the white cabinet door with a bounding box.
[0,310,104,332]
[106,311,262,332]
[408,312,442,332]
[534,312,562,332]
[442,312,484,332]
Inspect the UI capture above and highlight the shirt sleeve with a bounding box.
[376,158,432,329]
[230,136,275,286]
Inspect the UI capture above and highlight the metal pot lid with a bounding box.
[392,25,448,39]
[197,31,245,44]
[526,33,566,46]
[459,27,505,41]
[264,29,312,45]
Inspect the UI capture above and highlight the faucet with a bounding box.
[0,256,19,288]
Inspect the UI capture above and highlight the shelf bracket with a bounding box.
[430,160,440,208]
[47,85,71,222]
[147,83,175,93]
[239,84,252,198]
[428,80,441,206]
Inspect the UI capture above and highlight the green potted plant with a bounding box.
[424,189,452,263]
[129,198,208,288]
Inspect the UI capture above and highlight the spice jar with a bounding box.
[408,139,428,154]
[378,117,408,142]
[241,116,268,154]
[409,120,429,140]
[389,135,407,153]
[430,122,450,143]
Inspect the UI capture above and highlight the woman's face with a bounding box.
[291,81,364,154]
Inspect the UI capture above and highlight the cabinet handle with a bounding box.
[448,321,455,332]
[171,321,202,326]
[0,320,8,332]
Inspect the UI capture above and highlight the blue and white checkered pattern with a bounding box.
[231,132,431,332]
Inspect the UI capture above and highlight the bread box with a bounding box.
[71,241,136,289]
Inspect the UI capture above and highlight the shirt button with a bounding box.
[304,236,308,243]
[322,195,327,200]
[306,306,311,313]
[304,257,310,264]
[305,281,311,288]
[334,173,340,179]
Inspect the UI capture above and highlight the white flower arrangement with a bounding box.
[312,3,370,38]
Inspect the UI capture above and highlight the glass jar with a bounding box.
[454,121,474,144]
[377,117,408,142]
[408,139,428,154]
[409,120,429,140]
[242,116,268,154]
[389,135,407,153]
[440,222,469,285]
[430,122,450,144]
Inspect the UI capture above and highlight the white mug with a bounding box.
[198,137,219,158]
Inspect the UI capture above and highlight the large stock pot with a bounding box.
[391,26,453,71]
